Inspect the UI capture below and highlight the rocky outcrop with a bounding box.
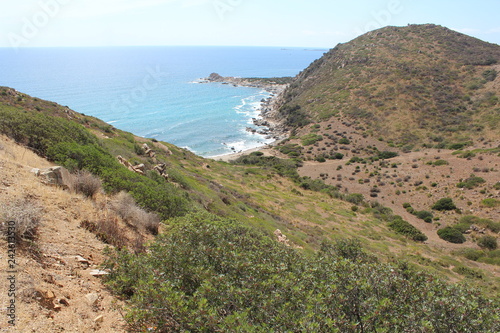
[142,144,156,158]
[153,163,169,181]
[117,156,145,175]
[274,229,290,247]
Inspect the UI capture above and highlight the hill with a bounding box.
[278,24,500,149]
[1,49,499,332]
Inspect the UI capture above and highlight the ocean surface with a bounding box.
[0,46,324,157]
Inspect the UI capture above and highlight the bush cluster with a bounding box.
[403,203,434,223]
[104,212,498,332]
[457,176,486,189]
[0,105,190,220]
[437,226,466,244]
[388,215,428,242]
[432,197,457,211]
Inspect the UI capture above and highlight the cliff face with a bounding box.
[279,24,500,147]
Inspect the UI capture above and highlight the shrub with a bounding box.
[378,151,399,159]
[345,193,364,205]
[332,152,344,159]
[104,212,499,332]
[482,69,497,82]
[456,176,486,189]
[433,159,449,166]
[437,227,466,244]
[460,248,484,261]
[477,236,498,250]
[1,198,43,242]
[481,198,499,208]
[388,216,428,242]
[111,191,161,235]
[315,156,326,163]
[452,266,484,279]
[81,217,128,248]
[301,133,323,146]
[415,210,434,223]
[459,215,500,233]
[339,137,350,145]
[70,170,102,198]
[432,198,457,211]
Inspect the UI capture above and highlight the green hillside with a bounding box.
[279,24,500,148]
[1,56,499,332]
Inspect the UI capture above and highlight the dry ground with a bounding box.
[0,135,132,332]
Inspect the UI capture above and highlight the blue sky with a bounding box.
[1,0,499,48]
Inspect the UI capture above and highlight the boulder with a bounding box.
[38,166,71,188]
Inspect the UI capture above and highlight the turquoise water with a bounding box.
[0,46,324,157]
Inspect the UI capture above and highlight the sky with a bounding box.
[1,0,500,48]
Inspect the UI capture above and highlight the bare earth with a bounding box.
[0,136,128,332]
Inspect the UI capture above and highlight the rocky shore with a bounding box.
[201,73,291,146]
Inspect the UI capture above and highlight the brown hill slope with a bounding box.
[278,24,500,148]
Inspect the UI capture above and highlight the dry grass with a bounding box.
[1,197,43,242]
[69,170,102,199]
[110,191,161,235]
[0,135,129,332]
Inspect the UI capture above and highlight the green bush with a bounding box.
[388,216,428,242]
[452,266,484,279]
[432,198,457,211]
[345,193,364,205]
[437,227,466,244]
[457,176,486,189]
[460,248,484,261]
[339,137,351,145]
[301,133,323,146]
[430,159,449,166]
[104,212,498,332]
[415,210,434,223]
[481,198,500,208]
[378,151,399,159]
[477,236,498,250]
[459,215,500,233]
[482,69,498,82]
[0,104,97,156]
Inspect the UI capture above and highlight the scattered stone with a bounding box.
[85,293,99,306]
[94,315,104,323]
[89,269,110,277]
[58,298,70,306]
[75,255,90,265]
[274,229,290,247]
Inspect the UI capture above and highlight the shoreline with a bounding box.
[200,73,291,161]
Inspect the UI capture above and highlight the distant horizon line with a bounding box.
[0,45,332,50]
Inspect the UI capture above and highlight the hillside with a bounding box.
[0,66,499,331]
[278,24,500,148]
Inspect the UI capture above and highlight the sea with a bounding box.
[0,46,324,157]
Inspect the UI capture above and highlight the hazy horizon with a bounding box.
[1,0,500,49]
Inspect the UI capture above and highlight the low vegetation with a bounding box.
[1,197,43,243]
[432,198,457,211]
[104,212,498,332]
[437,227,466,244]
